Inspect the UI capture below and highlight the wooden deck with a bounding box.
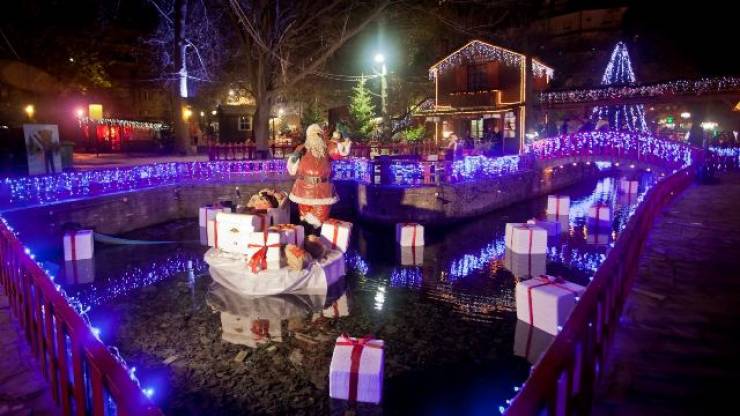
[592,172,740,415]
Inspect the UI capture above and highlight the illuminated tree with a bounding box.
[592,42,648,131]
[347,77,377,140]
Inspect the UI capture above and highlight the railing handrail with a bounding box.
[504,164,697,415]
[1,222,162,415]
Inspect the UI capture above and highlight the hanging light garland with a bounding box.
[80,116,166,130]
[429,40,554,80]
[540,76,740,105]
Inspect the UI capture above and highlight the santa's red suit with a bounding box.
[288,125,351,226]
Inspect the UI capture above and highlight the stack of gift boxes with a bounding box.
[203,206,352,274]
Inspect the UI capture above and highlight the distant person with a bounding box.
[446,133,463,159]
[560,119,569,135]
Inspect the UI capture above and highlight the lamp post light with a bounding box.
[24,104,35,121]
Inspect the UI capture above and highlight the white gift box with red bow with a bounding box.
[395,223,424,247]
[63,230,94,261]
[546,195,570,217]
[320,219,353,253]
[268,224,304,247]
[508,224,548,255]
[587,203,612,227]
[245,231,282,272]
[516,275,585,335]
[620,179,638,194]
[208,212,268,252]
[329,335,384,404]
[199,205,230,228]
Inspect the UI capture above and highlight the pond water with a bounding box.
[19,170,654,415]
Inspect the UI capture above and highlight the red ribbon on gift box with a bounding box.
[66,230,78,261]
[526,275,579,326]
[335,334,383,403]
[324,219,345,250]
[247,231,281,273]
[401,223,419,246]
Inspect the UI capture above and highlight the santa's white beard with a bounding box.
[305,137,327,159]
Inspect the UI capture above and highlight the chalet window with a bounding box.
[467,63,488,91]
[238,116,251,131]
[471,119,483,139]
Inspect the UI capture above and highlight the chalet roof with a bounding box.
[428,40,554,81]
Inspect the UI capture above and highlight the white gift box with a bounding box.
[587,203,612,227]
[395,223,424,247]
[268,224,305,247]
[246,231,282,272]
[514,320,555,365]
[398,245,424,266]
[267,195,291,226]
[516,275,585,335]
[545,214,570,234]
[509,224,547,255]
[533,219,561,236]
[620,179,638,194]
[63,259,95,285]
[329,335,384,404]
[504,249,546,279]
[320,219,353,253]
[546,195,570,217]
[504,223,524,248]
[63,230,94,261]
[199,205,230,228]
[209,212,268,253]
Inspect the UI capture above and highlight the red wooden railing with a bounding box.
[0,223,161,416]
[504,164,697,415]
[207,144,296,161]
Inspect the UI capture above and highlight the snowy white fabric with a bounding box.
[288,193,339,205]
[205,248,346,295]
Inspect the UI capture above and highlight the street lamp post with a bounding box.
[374,53,388,139]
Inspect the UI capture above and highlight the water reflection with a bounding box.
[206,278,349,347]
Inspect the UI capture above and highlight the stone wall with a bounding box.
[4,165,598,235]
[4,179,293,236]
[341,164,600,224]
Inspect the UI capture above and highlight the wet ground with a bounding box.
[13,170,655,415]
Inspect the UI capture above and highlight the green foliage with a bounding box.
[347,78,377,141]
[301,100,324,129]
[402,124,426,142]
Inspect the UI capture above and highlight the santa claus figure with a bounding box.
[287,124,351,228]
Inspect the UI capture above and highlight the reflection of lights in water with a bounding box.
[447,239,506,281]
[72,253,207,309]
[390,267,423,289]
[594,161,612,170]
[374,286,386,310]
[345,250,369,275]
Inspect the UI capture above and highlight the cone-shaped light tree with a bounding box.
[592,42,648,131]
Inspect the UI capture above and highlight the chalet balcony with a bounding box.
[437,90,505,109]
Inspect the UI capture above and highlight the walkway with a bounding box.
[73,152,207,170]
[592,172,740,415]
[0,295,57,415]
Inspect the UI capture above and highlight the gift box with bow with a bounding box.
[395,222,424,247]
[515,275,585,335]
[320,219,353,253]
[63,229,94,261]
[246,230,282,272]
[329,335,384,404]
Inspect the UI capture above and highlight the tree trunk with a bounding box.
[172,0,193,155]
[253,96,273,155]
